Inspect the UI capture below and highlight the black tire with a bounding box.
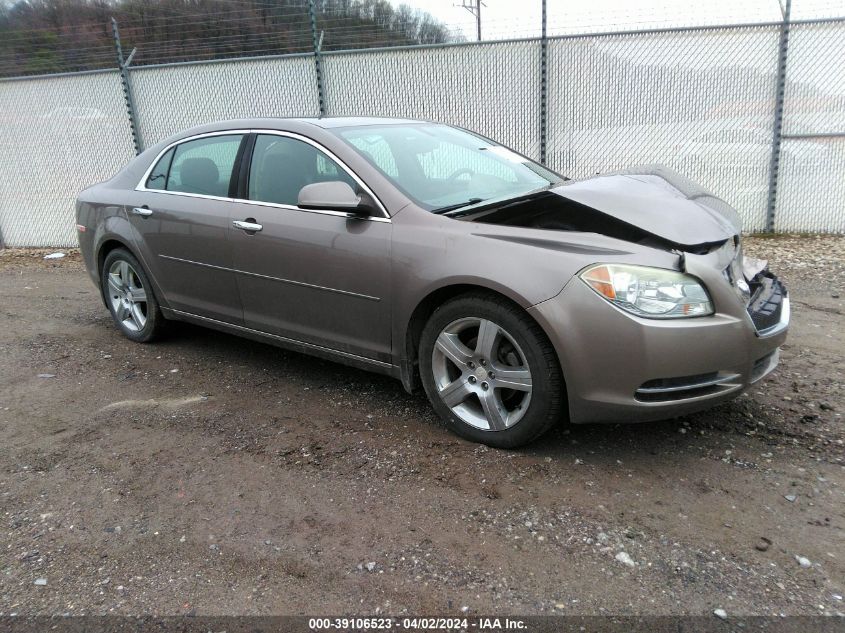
[419,292,564,449]
[100,248,165,343]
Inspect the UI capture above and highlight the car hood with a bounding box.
[550,165,740,248]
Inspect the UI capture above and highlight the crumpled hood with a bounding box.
[551,165,740,248]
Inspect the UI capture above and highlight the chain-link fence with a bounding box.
[0,70,136,247]
[323,40,541,160]
[0,18,843,246]
[130,54,320,149]
[546,24,782,232]
[776,20,845,232]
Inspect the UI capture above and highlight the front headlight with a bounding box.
[579,264,714,319]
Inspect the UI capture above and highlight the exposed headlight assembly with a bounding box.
[580,264,714,319]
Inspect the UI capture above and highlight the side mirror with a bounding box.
[298,181,372,215]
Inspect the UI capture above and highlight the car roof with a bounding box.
[295,116,428,128]
[188,116,429,133]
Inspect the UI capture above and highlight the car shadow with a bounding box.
[158,320,772,465]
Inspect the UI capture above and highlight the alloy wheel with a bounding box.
[107,259,148,332]
[431,317,533,431]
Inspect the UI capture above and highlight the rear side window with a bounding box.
[248,134,357,206]
[150,135,243,197]
[145,147,174,190]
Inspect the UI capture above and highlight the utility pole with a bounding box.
[459,0,484,41]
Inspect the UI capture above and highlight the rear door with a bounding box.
[130,132,246,325]
[229,132,392,362]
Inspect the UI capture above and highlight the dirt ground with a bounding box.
[0,235,843,618]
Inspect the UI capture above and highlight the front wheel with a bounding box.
[419,293,564,448]
[101,248,165,343]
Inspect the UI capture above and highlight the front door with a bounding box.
[229,133,392,362]
[129,133,246,325]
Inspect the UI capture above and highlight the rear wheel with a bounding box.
[101,248,165,343]
[419,293,564,448]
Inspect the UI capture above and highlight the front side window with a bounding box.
[248,134,357,206]
[334,124,563,212]
[150,134,243,197]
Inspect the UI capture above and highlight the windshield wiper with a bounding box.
[431,198,486,215]
[440,184,563,218]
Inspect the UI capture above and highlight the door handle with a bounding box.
[233,219,263,233]
[132,207,153,217]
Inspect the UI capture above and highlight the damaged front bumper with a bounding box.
[528,251,789,425]
[747,271,789,337]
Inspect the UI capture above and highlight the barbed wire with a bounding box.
[2,1,844,79]
[0,0,469,39]
[1,9,313,38]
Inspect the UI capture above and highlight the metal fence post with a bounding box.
[766,0,791,232]
[309,0,327,117]
[111,18,142,155]
[539,0,548,164]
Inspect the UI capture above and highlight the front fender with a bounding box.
[392,274,550,393]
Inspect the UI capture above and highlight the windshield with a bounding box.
[333,124,564,212]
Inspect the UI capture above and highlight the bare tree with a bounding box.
[0,0,459,77]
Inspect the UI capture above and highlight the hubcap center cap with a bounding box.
[473,365,487,381]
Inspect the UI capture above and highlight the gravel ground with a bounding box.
[0,235,843,617]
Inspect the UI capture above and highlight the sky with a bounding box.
[390,0,845,41]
